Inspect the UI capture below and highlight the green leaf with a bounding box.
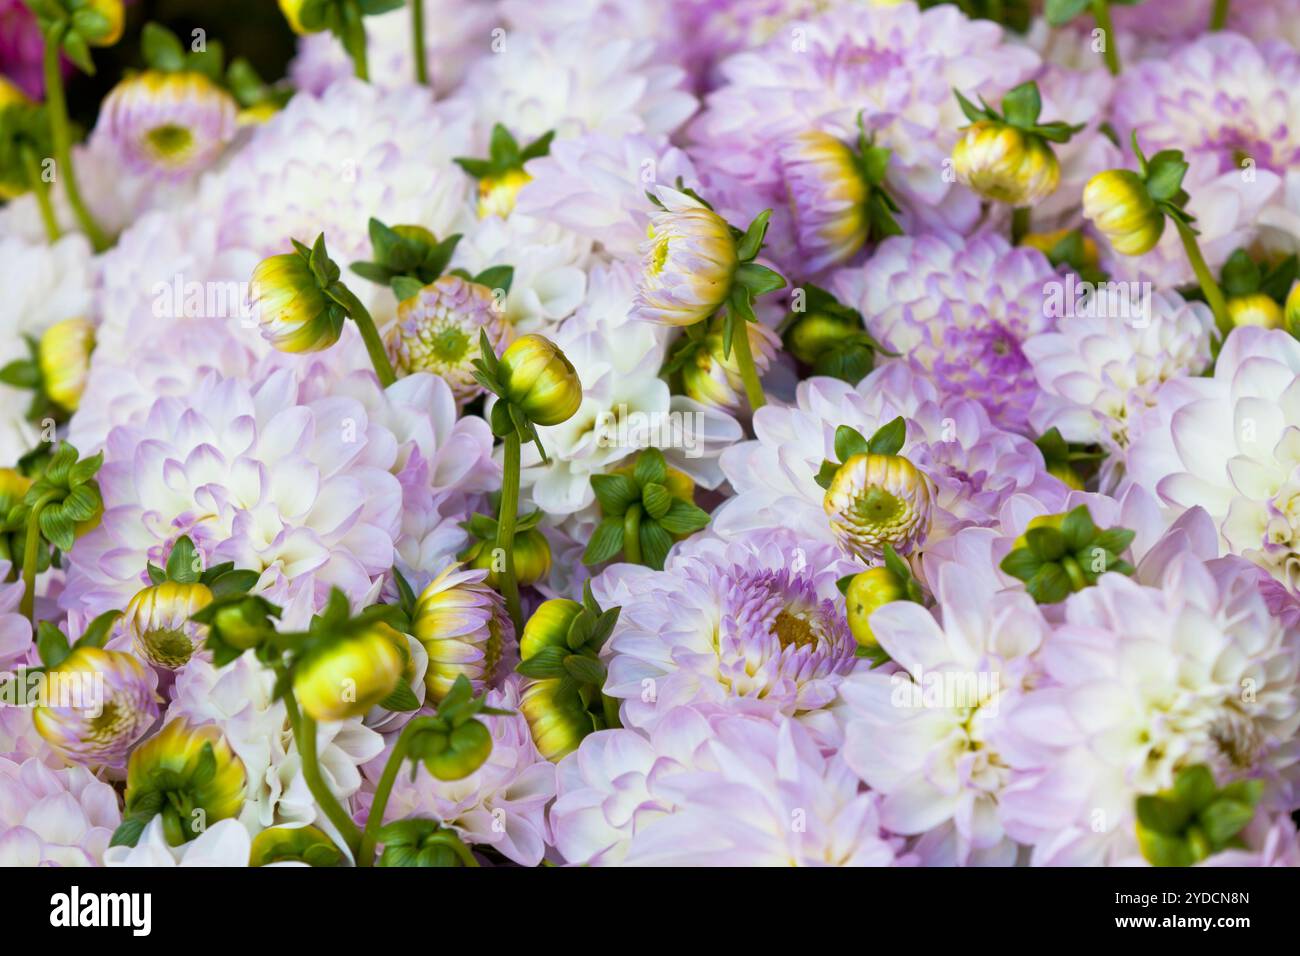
[141,22,186,73]
[1000,82,1042,129]
[146,564,167,586]
[58,483,99,523]
[516,645,569,680]
[453,157,494,179]
[38,506,75,552]
[473,265,514,295]
[1092,527,1136,556]
[60,29,95,75]
[208,568,261,598]
[657,499,711,535]
[563,654,606,687]
[866,416,906,456]
[633,447,667,488]
[834,425,870,464]
[1199,799,1255,847]
[999,547,1042,583]
[520,130,555,162]
[1025,526,1066,562]
[165,536,201,584]
[380,681,422,713]
[638,521,673,571]
[582,516,625,565]
[36,621,70,668]
[68,451,103,487]
[1026,563,1071,604]
[109,815,151,850]
[1138,827,1195,867]
[641,482,672,521]
[0,359,39,389]
[1220,249,1262,298]
[1145,151,1190,203]
[1136,794,1193,835]
[1059,506,1098,553]
[733,262,786,297]
[488,123,521,169]
[389,276,425,303]
[735,210,771,262]
[1044,0,1092,26]
[952,88,990,125]
[75,609,120,650]
[1172,764,1217,814]
[814,459,840,491]
[591,474,640,517]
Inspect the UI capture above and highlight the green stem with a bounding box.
[285,692,364,858]
[623,504,642,565]
[495,431,522,635]
[357,721,415,867]
[1011,207,1030,245]
[19,494,57,623]
[411,0,428,85]
[333,285,395,386]
[43,39,109,251]
[1091,0,1121,76]
[730,317,767,413]
[1210,0,1229,30]
[20,145,60,243]
[342,0,369,81]
[1174,218,1230,339]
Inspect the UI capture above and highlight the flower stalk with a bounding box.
[495,431,523,634]
[1091,0,1121,75]
[1174,218,1230,337]
[285,691,364,857]
[19,144,59,242]
[42,40,108,250]
[411,0,427,85]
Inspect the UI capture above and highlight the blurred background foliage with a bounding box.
[68,0,295,124]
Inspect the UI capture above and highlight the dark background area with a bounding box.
[67,0,297,125]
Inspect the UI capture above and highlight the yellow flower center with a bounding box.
[145,123,194,160]
[857,485,903,526]
[650,237,671,275]
[770,609,817,650]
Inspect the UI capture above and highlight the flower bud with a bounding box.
[412,564,512,701]
[211,598,273,650]
[250,824,343,867]
[778,129,871,272]
[1226,293,1283,329]
[1287,283,1300,339]
[845,566,906,648]
[389,275,511,405]
[952,121,1059,206]
[38,318,95,412]
[824,453,933,561]
[497,333,582,426]
[33,647,160,767]
[465,527,551,589]
[421,719,493,781]
[682,321,780,414]
[293,623,406,722]
[631,188,738,327]
[84,0,125,46]
[126,719,246,845]
[278,0,312,34]
[477,168,532,219]
[123,580,214,669]
[96,71,238,178]
[1020,228,1101,270]
[519,678,592,762]
[519,597,582,660]
[250,251,344,353]
[786,311,859,366]
[1082,169,1165,257]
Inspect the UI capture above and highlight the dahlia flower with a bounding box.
[776,128,874,273]
[32,648,161,768]
[411,563,512,701]
[593,528,858,743]
[357,677,555,866]
[553,709,913,866]
[388,276,512,404]
[0,757,121,866]
[998,555,1300,865]
[831,231,1060,433]
[92,70,238,179]
[715,362,1061,565]
[168,651,384,832]
[1126,327,1300,594]
[680,319,781,416]
[103,816,252,867]
[0,559,31,671]
[630,186,739,328]
[1024,291,1214,491]
[122,580,213,669]
[837,551,1048,867]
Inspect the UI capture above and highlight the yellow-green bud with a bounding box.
[278,0,312,34]
[126,719,246,845]
[38,318,95,412]
[1047,462,1085,490]
[1011,513,1064,551]
[249,824,343,867]
[519,678,591,762]
[421,719,493,781]
[1082,169,1165,257]
[519,598,583,660]
[466,527,552,589]
[497,333,582,426]
[477,168,532,219]
[1287,282,1300,339]
[1227,293,1283,329]
[786,312,858,365]
[952,121,1060,206]
[824,453,933,561]
[84,0,125,46]
[124,580,214,669]
[1020,228,1101,270]
[845,566,906,648]
[293,623,406,722]
[249,251,342,353]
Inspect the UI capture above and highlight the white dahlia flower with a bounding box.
[0,757,121,866]
[103,816,251,867]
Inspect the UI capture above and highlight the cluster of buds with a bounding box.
[776,117,902,272]
[780,284,896,384]
[390,674,507,782]
[815,419,933,562]
[999,505,1136,604]
[459,510,552,589]
[582,447,710,570]
[1217,249,1297,331]
[952,81,1080,209]
[112,719,247,848]
[516,584,621,761]
[1136,765,1262,867]
[454,122,554,219]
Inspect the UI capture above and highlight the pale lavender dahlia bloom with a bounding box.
[551,708,913,866]
[61,369,405,618]
[0,758,121,866]
[832,231,1060,433]
[715,362,1062,564]
[686,3,1039,271]
[1126,327,1300,595]
[32,650,161,768]
[998,555,1300,866]
[593,528,859,743]
[0,561,31,671]
[838,555,1050,866]
[1024,291,1214,491]
[92,71,238,180]
[357,676,555,866]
